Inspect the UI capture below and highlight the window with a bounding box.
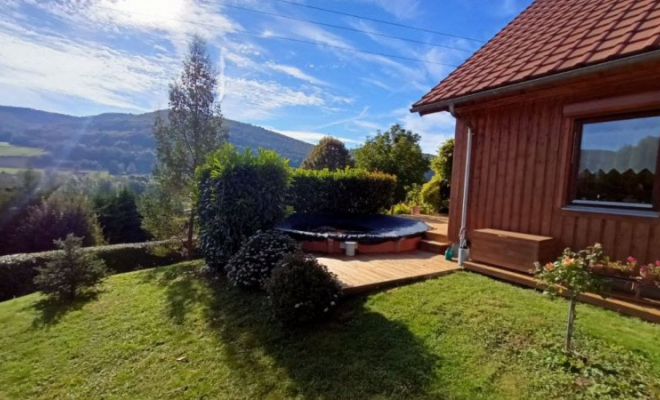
[570,112,660,211]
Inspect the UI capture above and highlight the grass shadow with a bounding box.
[29,291,100,328]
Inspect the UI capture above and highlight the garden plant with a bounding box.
[535,243,606,352]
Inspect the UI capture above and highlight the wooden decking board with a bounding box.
[318,251,459,295]
[463,260,660,324]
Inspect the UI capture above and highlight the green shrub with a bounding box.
[0,240,186,301]
[421,175,451,213]
[266,253,342,326]
[197,144,290,269]
[288,168,396,214]
[34,234,108,300]
[391,202,411,215]
[226,230,300,290]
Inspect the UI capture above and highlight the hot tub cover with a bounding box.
[277,213,429,244]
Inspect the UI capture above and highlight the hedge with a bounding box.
[0,241,186,302]
[288,168,396,214]
[197,145,291,269]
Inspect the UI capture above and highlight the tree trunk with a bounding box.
[186,210,194,260]
[565,297,577,352]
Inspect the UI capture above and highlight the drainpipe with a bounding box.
[457,127,473,267]
[449,105,474,267]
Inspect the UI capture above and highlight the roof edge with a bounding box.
[410,49,660,116]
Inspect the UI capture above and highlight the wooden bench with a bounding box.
[470,229,556,274]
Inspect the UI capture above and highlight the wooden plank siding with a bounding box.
[447,62,660,264]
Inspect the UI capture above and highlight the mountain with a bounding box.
[0,106,313,174]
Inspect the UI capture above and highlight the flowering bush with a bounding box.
[225,230,300,290]
[266,253,342,326]
[534,243,606,352]
[535,244,606,296]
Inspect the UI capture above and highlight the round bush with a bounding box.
[226,230,300,290]
[266,253,342,326]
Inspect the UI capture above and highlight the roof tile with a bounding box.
[414,0,660,109]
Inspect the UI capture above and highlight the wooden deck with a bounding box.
[319,251,459,295]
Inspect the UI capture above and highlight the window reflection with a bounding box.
[575,115,660,208]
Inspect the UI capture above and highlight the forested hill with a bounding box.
[0,106,313,174]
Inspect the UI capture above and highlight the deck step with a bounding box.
[423,230,448,242]
[419,240,450,254]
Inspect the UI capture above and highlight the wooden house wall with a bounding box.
[447,61,660,263]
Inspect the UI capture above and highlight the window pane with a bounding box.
[576,115,660,207]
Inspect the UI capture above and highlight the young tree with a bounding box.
[354,124,429,202]
[94,188,149,244]
[534,244,606,352]
[301,136,354,170]
[34,234,108,300]
[152,35,227,256]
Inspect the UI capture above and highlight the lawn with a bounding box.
[0,142,45,157]
[0,262,659,400]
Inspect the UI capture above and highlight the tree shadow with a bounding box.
[149,263,441,398]
[140,262,207,325]
[29,291,100,328]
[203,275,440,398]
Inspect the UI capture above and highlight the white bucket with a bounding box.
[344,241,358,257]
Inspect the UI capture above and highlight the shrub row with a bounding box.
[288,168,396,214]
[0,240,186,301]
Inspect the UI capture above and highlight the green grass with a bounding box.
[0,142,44,157]
[1,262,659,400]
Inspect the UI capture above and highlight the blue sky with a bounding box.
[0,0,532,152]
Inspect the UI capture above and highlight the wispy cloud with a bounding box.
[267,63,328,86]
[0,19,174,112]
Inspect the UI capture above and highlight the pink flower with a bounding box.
[641,265,649,273]
[626,256,637,264]
[655,260,660,267]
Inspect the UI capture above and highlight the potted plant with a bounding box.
[604,257,638,277]
[640,262,660,282]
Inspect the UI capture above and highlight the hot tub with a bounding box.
[277,213,429,254]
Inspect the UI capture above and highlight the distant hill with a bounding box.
[0,106,313,174]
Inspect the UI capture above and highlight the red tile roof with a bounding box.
[412,0,660,112]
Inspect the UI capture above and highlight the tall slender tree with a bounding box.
[152,35,227,256]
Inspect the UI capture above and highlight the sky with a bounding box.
[0,0,532,153]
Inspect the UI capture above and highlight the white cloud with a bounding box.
[265,127,360,145]
[267,63,328,86]
[398,109,456,153]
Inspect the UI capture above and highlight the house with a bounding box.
[411,0,660,266]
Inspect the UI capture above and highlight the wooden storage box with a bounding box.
[470,229,556,274]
